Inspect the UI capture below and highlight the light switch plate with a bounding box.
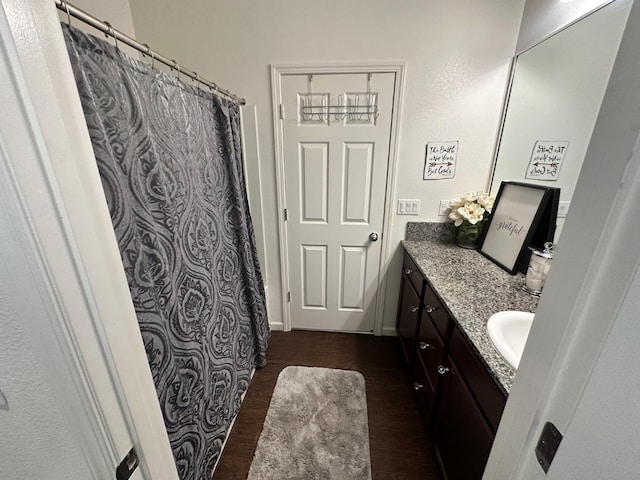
[397,199,421,215]
[438,200,451,216]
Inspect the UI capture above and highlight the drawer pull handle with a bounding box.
[404,268,413,276]
[437,365,450,375]
[413,382,424,391]
[425,305,434,313]
[419,342,430,350]
[410,306,419,313]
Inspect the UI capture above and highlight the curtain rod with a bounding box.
[55,0,246,105]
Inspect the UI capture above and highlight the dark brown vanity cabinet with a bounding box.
[396,251,507,480]
[396,252,449,425]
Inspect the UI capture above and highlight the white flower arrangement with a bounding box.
[447,192,495,227]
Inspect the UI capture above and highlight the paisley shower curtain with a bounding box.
[63,24,269,479]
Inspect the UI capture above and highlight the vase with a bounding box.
[456,221,484,249]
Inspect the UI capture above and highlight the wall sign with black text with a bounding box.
[423,141,458,180]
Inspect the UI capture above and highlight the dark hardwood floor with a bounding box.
[213,330,441,480]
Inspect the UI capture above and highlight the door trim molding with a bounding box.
[271,62,406,334]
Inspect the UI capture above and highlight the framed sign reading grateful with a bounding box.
[480,182,557,274]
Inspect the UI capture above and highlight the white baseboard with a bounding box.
[382,326,397,336]
[269,321,284,331]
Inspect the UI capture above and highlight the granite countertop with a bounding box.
[402,226,539,393]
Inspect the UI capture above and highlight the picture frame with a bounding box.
[480,181,559,274]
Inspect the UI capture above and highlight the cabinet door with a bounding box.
[449,326,506,431]
[433,359,495,480]
[396,277,422,367]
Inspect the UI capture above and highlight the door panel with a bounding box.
[301,245,327,309]
[340,246,367,310]
[282,72,395,332]
[299,142,329,223]
[342,142,374,223]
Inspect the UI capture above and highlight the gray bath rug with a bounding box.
[247,366,372,480]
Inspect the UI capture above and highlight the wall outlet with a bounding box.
[558,201,570,218]
[397,199,421,215]
[438,200,451,216]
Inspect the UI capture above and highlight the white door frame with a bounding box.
[271,63,405,334]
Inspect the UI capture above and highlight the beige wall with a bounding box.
[128,0,525,332]
[57,0,140,57]
[58,0,136,35]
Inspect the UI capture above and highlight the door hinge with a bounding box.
[116,447,139,480]
[287,291,291,302]
[283,208,288,221]
[279,103,284,120]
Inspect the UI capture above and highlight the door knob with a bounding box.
[369,232,379,242]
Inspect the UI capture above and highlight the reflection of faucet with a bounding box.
[522,242,554,296]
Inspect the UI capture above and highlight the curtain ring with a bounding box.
[143,43,155,69]
[171,59,181,80]
[60,0,71,26]
[103,21,119,50]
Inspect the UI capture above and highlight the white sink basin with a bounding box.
[487,311,535,370]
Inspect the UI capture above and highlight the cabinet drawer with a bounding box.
[402,252,425,296]
[423,282,451,340]
[417,315,445,390]
[449,326,507,432]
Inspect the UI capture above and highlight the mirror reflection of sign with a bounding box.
[525,140,569,181]
[424,141,457,180]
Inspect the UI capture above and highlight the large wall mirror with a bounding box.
[490,0,632,242]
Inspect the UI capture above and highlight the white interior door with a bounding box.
[0,2,178,478]
[281,72,395,332]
